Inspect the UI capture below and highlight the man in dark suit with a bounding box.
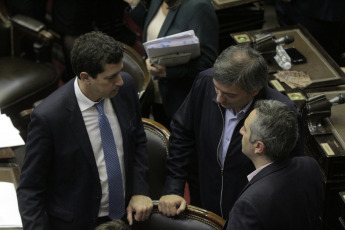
[17,31,152,230]
[225,100,323,230]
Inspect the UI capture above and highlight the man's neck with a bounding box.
[253,157,272,169]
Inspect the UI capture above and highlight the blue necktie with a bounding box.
[95,100,125,219]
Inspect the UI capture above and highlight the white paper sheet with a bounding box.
[0,182,22,228]
[0,114,24,148]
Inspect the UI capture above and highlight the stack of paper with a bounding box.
[143,30,200,67]
[0,182,23,228]
[274,70,312,89]
[0,114,25,148]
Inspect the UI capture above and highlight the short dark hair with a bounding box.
[71,31,123,79]
[95,219,131,230]
[213,45,268,94]
[249,100,299,161]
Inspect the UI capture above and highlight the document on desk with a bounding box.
[0,114,24,148]
[144,30,200,67]
[0,182,23,228]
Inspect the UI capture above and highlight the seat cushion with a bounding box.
[0,57,58,110]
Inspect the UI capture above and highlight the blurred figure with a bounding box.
[96,219,131,230]
[276,0,345,66]
[52,0,137,83]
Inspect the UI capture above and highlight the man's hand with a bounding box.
[146,59,167,78]
[123,0,140,7]
[126,195,153,225]
[158,195,187,216]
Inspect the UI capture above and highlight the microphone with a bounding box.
[253,34,295,53]
[329,93,345,105]
[306,93,345,115]
[274,34,294,46]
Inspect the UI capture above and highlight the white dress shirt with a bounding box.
[74,78,126,217]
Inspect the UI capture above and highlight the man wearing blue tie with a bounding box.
[17,31,153,230]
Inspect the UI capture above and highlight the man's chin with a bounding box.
[221,104,231,109]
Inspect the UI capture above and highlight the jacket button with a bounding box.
[96,196,100,200]
[93,218,97,223]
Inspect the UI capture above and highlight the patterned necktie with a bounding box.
[95,99,125,219]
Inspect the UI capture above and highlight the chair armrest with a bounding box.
[11,14,45,33]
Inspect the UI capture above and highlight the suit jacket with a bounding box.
[130,0,218,117]
[226,157,324,230]
[17,73,149,230]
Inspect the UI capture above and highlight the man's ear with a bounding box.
[254,141,265,155]
[251,89,260,97]
[80,72,90,84]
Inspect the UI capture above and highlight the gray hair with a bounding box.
[249,100,299,161]
[213,45,268,94]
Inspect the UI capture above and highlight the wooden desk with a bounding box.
[231,25,345,93]
[0,147,15,160]
[302,86,345,230]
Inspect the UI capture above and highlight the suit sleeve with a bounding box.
[17,110,53,230]
[163,74,203,196]
[227,199,264,230]
[165,2,218,80]
[123,73,150,196]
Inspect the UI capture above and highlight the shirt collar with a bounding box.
[227,100,253,119]
[74,77,99,112]
[247,162,273,182]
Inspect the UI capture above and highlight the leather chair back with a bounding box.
[142,118,170,200]
[132,201,226,230]
[121,42,150,99]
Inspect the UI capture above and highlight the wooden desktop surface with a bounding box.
[231,25,345,91]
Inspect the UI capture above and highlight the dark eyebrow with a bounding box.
[105,72,120,79]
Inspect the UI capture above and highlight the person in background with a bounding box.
[275,0,345,66]
[95,219,131,230]
[124,0,218,129]
[158,45,305,219]
[17,31,152,230]
[225,100,323,230]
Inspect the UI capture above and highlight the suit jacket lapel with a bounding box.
[238,159,291,197]
[64,80,100,180]
[143,0,178,40]
[143,0,161,42]
[158,9,178,37]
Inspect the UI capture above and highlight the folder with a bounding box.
[143,30,200,67]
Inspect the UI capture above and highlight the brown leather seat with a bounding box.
[142,118,170,200]
[121,42,151,99]
[132,201,226,230]
[0,57,58,113]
